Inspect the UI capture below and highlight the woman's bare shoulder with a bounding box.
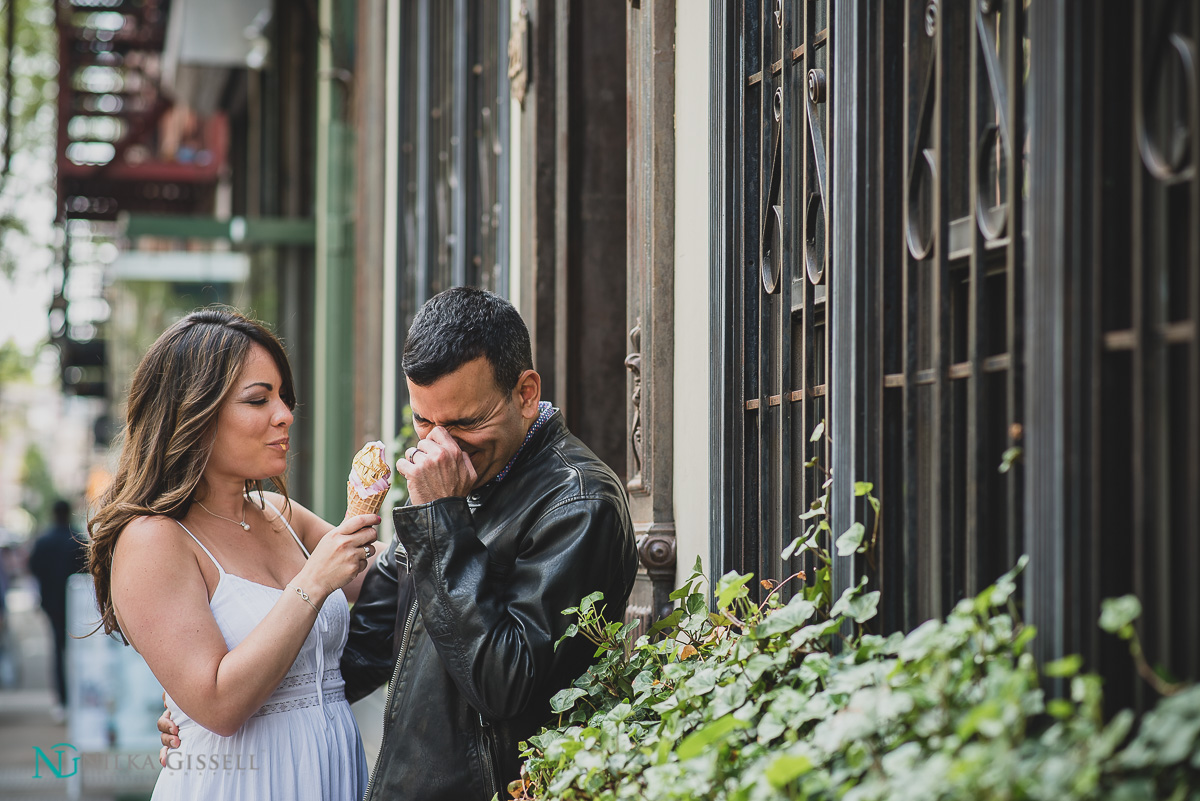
[113,516,197,567]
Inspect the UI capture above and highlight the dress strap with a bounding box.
[173,520,226,576]
[257,496,312,558]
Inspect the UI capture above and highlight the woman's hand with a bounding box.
[157,696,179,767]
[292,514,380,603]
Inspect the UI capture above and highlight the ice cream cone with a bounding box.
[346,440,391,519]
[346,480,388,517]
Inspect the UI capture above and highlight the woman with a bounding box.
[88,308,379,800]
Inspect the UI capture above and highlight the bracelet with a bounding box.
[286,584,319,614]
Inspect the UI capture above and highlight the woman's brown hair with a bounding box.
[87,307,297,639]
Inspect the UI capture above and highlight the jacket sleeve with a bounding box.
[393,494,635,721]
[340,536,403,704]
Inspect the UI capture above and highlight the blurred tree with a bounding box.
[0,0,58,278]
[0,338,31,384]
[20,441,54,528]
[0,338,33,438]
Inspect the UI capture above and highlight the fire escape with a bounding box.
[52,0,228,397]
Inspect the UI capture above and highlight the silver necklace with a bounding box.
[195,499,251,531]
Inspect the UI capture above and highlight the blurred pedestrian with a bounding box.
[29,498,88,721]
[0,543,11,687]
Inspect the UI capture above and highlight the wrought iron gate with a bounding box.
[719,0,833,600]
[714,0,1199,705]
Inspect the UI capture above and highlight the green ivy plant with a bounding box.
[508,434,1198,800]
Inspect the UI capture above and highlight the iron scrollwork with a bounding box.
[906,0,939,261]
[760,2,786,294]
[906,0,1017,257]
[805,67,828,285]
[761,87,785,294]
[975,0,1012,241]
[1137,1,1197,183]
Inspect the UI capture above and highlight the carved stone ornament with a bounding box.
[508,5,529,108]
[637,529,677,581]
[624,320,644,489]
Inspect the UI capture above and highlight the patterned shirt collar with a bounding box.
[490,401,555,485]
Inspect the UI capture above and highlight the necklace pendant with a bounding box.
[240,521,251,531]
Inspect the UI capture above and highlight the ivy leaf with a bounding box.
[1100,595,1142,639]
[650,608,684,637]
[765,753,814,787]
[549,687,589,713]
[715,571,754,610]
[835,522,866,556]
[957,698,1006,739]
[677,713,749,760]
[853,481,874,497]
[578,591,605,618]
[754,596,818,638]
[999,445,1023,473]
[810,419,825,442]
[1047,699,1075,719]
[833,590,879,624]
[1013,624,1038,653]
[554,623,579,651]
[1044,654,1083,678]
[830,577,868,619]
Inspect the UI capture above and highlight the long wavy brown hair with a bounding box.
[87,307,297,639]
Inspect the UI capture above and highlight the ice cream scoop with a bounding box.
[347,440,391,517]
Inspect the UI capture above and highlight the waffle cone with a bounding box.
[346,481,388,518]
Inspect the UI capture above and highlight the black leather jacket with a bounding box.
[341,413,638,800]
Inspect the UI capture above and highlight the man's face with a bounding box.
[406,356,541,489]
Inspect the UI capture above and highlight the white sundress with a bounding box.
[151,507,368,801]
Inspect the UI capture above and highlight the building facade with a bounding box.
[61,0,1198,712]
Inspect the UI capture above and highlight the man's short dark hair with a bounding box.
[52,499,71,525]
[402,287,534,394]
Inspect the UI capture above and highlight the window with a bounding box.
[395,0,510,329]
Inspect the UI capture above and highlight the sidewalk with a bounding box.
[0,580,157,801]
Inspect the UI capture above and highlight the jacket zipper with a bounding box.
[363,598,419,801]
[478,712,500,800]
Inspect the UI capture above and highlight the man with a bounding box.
[29,499,88,721]
[160,287,639,799]
[344,287,638,799]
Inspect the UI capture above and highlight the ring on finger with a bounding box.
[363,545,373,559]
[405,446,418,462]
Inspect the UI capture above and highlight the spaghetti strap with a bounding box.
[174,520,227,575]
[257,496,312,559]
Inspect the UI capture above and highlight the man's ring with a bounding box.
[405,446,418,462]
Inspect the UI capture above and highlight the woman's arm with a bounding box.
[112,514,377,736]
[258,492,380,604]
